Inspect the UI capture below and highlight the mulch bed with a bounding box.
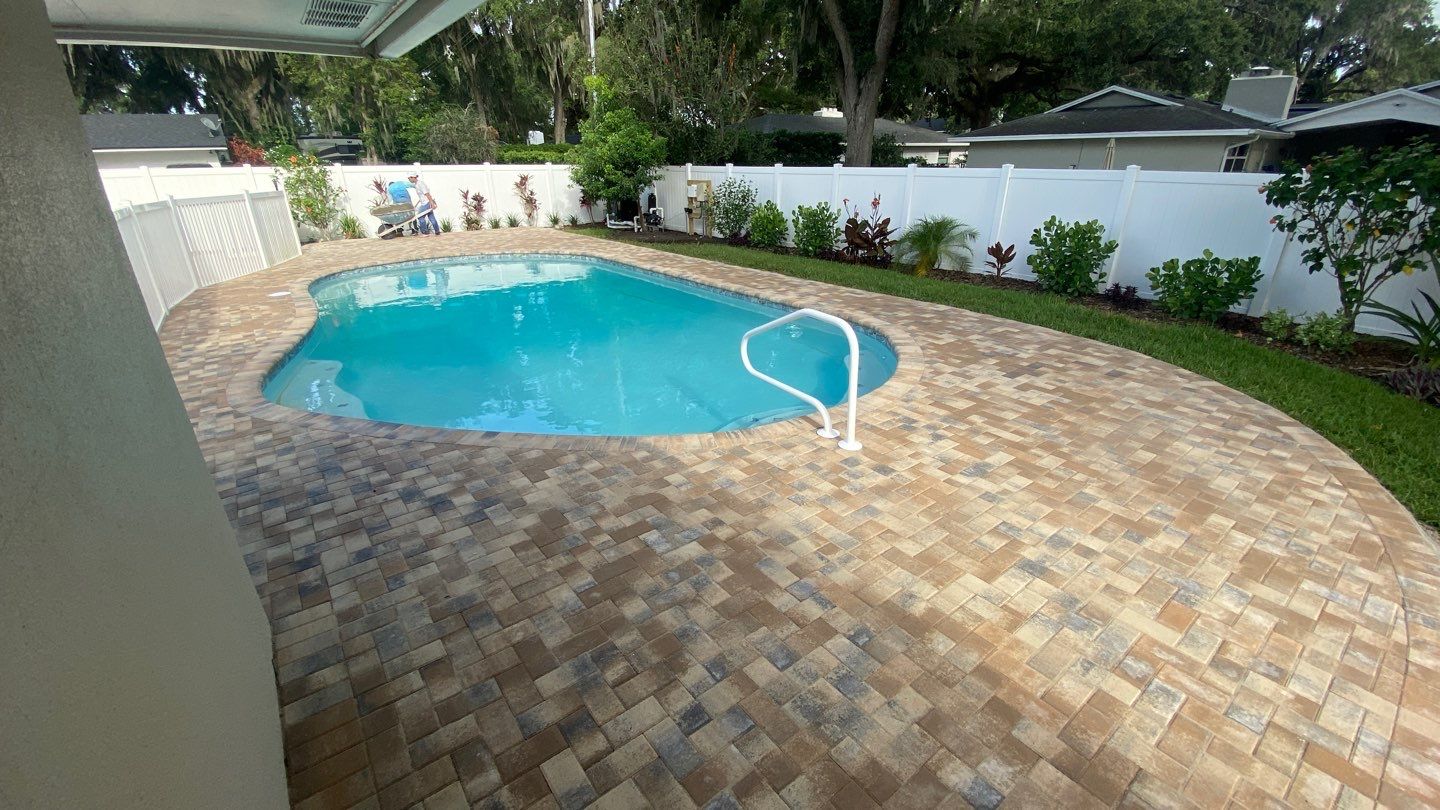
[585,226,1423,389]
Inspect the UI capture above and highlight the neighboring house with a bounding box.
[736,108,962,165]
[962,68,1440,172]
[81,113,229,170]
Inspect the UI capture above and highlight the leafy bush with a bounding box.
[1145,250,1263,322]
[567,214,579,227]
[1102,284,1143,309]
[569,82,666,211]
[748,201,787,250]
[841,195,896,262]
[1261,309,1294,342]
[1026,217,1118,297]
[894,216,977,277]
[1295,311,1357,354]
[440,218,453,233]
[1264,140,1440,332]
[985,242,1016,278]
[1387,365,1440,405]
[406,106,497,164]
[487,216,501,229]
[338,214,365,239]
[1366,292,1440,365]
[496,142,573,164]
[792,202,841,257]
[869,134,906,167]
[266,147,342,233]
[548,212,562,227]
[713,178,759,240]
[505,213,521,228]
[459,189,487,230]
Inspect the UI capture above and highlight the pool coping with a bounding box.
[223,242,927,452]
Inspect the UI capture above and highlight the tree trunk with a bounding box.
[552,75,567,144]
[820,0,903,167]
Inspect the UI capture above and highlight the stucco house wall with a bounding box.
[1,1,287,807]
[965,135,1277,171]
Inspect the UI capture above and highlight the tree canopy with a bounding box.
[62,0,1440,165]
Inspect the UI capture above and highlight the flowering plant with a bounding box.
[841,194,895,261]
[266,147,342,233]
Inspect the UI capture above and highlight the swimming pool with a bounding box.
[263,254,898,436]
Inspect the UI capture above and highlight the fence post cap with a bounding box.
[907,163,918,168]
[833,163,843,168]
[1001,163,1015,169]
[725,162,734,168]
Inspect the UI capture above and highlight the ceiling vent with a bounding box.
[302,0,375,29]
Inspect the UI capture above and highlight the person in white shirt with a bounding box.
[409,172,440,236]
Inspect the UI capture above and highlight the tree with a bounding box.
[569,79,666,209]
[816,0,904,166]
[1264,141,1440,332]
[281,54,432,162]
[1230,0,1437,101]
[403,106,498,164]
[502,0,588,143]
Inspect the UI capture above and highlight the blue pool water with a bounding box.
[264,254,898,435]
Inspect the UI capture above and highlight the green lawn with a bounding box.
[580,228,1440,528]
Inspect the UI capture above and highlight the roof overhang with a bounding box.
[1278,89,1440,132]
[963,129,1291,143]
[48,0,484,58]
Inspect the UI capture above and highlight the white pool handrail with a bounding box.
[740,307,862,452]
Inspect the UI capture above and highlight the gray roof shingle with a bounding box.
[81,113,228,150]
[735,113,952,143]
[963,88,1284,139]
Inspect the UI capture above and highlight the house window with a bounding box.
[937,149,951,165]
[1221,142,1250,173]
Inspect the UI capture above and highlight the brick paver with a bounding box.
[159,230,1440,808]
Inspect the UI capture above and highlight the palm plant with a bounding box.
[894,216,978,277]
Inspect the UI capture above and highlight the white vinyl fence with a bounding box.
[101,162,1439,337]
[113,190,301,328]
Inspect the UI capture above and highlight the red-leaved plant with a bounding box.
[228,137,267,166]
[840,194,895,262]
[985,242,1016,278]
[514,175,540,226]
[460,189,487,230]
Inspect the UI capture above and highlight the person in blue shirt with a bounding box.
[384,177,438,235]
[386,178,414,205]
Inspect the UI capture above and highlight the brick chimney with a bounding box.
[1222,67,1298,122]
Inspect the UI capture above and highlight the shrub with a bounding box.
[713,178,759,240]
[440,218,453,233]
[894,216,978,277]
[1026,217,1118,297]
[1366,292,1440,365]
[487,216,501,229]
[792,202,841,257]
[1102,284,1143,309]
[505,214,521,228]
[406,106,497,164]
[1387,365,1440,405]
[1295,311,1357,354]
[985,242,1016,278]
[266,147,342,234]
[1264,140,1440,332]
[1261,309,1295,342]
[748,201,787,250]
[496,142,573,164]
[567,214,579,227]
[841,195,896,262]
[227,137,267,165]
[338,214,365,239]
[548,212,562,227]
[569,79,666,211]
[1145,250,1263,322]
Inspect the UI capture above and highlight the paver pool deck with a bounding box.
[161,230,1440,809]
